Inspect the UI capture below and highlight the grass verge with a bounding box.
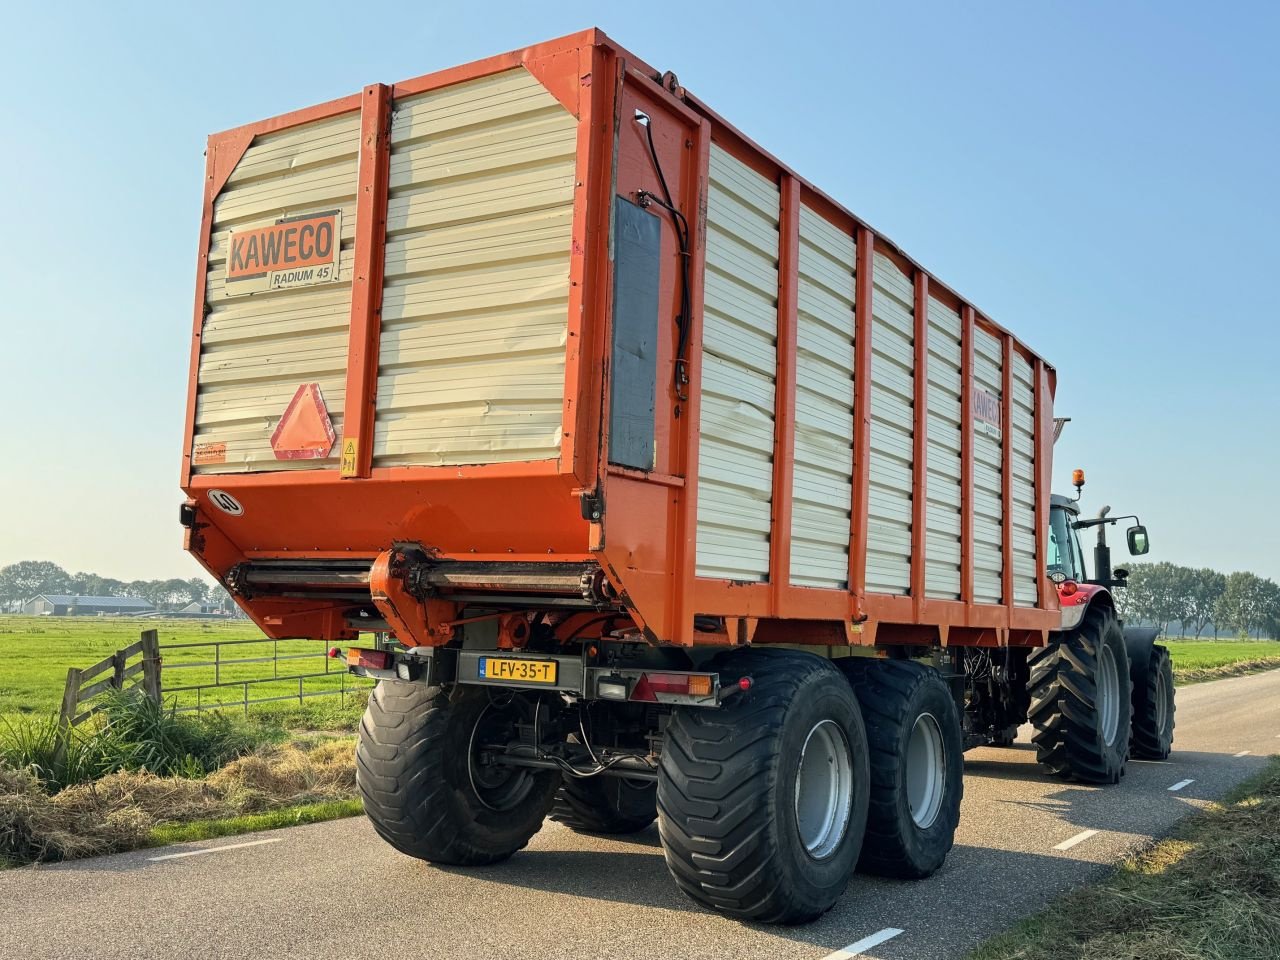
[1,736,357,867]
[969,757,1280,960]
[1173,658,1280,686]
[148,798,364,846]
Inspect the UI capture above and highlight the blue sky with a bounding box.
[0,1,1276,582]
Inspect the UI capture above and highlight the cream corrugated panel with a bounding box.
[789,206,855,589]
[696,146,779,581]
[1011,355,1039,605]
[194,112,361,474]
[866,254,915,595]
[374,68,576,467]
[925,297,963,599]
[973,328,1004,603]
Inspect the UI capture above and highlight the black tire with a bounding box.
[1131,644,1175,760]
[835,659,963,879]
[356,680,559,865]
[1027,604,1132,783]
[657,649,870,925]
[550,776,657,835]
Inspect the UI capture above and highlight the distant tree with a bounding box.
[152,578,201,611]
[1116,563,1156,624]
[1216,572,1278,640]
[124,580,154,603]
[67,571,110,596]
[0,561,71,605]
[1260,578,1280,641]
[186,578,209,605]
[1184,568,1227,638]
[1118,562,1194,635]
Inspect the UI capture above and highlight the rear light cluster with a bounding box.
[344,647,391,670]
[598,671,716,702]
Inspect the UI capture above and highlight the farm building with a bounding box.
[22,594,155,616]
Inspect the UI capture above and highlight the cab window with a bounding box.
[1048,508,1084,581]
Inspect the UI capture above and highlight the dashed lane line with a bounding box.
[1053,829,1099,851]
[1168,779,1195,792]
[147,837,282,862]
[821,928,905,959]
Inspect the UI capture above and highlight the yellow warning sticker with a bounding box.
[339,437,359,477]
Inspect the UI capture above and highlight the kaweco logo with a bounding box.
[225,211,341,292]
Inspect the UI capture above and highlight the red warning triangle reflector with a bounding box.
[270,382,336,460]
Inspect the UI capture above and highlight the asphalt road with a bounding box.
[5,669,1279,960]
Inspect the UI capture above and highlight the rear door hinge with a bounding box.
[579,488,603,523]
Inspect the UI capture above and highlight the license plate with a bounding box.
[478,657,558,684]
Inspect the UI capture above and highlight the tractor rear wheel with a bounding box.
[1027,605,1132,783]
[836,658,963,878]
[356,681,559,865]
[1131,644,1175,760]
[657,649,870,924]
[550,776,657,835]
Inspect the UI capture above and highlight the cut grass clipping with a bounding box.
[0,738,358,866]
[0,693,361,866]
[971,756,1280,960]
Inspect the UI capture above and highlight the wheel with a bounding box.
[657,649,870,924]
[550,776,657,835]
[1027,604,1132,783]
[835,659,963,878]
[1131,644,1175,760]
[356,680,559,865]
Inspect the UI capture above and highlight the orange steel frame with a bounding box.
[180,28,1060,650]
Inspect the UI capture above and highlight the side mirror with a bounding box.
[1126,525,1149,556]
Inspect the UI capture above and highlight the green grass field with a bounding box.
[0,616,370,726]
[1161,638,1280,685]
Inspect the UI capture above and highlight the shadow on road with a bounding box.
[421,832,1119,955]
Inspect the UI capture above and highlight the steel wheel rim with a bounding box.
[906,712,946,829]
[1098,644,1121,747]
[794,719,853,860]
[1155,663,1170,735]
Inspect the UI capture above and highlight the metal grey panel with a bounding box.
[972,327,1003,603]
[866,253,915,595]
[1011,354,1039,606]
[194,111,361,474]
[925,296,963,599]
[608,197,661,471]
[790,205,856,589]
[696,146,779,582]
[374,68,576,467]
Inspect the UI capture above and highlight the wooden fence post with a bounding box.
[112,651,125,691]
[140,629,162,704]
[54,667,82,768]
[58,668,81,727]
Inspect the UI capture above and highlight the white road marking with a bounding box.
[1234,750,1252,757]
[1167,779,1195,792]
[147,837,281,862]
[821,928,905,959]
[1053,829,1099,851]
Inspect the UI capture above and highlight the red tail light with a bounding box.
[1059,580,1079,597]
[629,672,714,702]
[347,647,391,670]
